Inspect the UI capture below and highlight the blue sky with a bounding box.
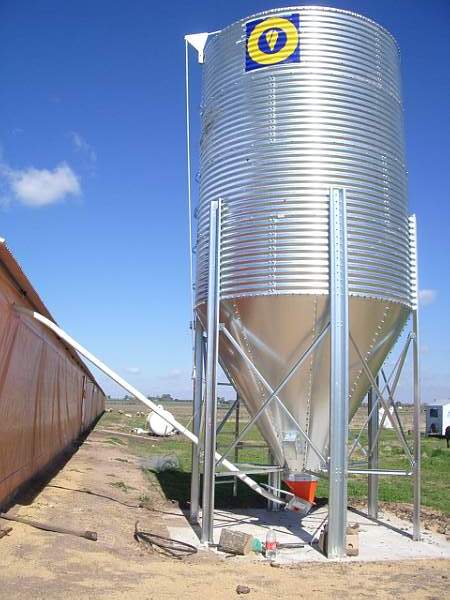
[0,1,449,402]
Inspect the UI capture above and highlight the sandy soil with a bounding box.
[0,429,449,600]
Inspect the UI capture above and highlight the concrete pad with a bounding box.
[168,505,450,563]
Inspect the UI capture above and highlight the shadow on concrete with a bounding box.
[155,469,328,554]
[348,505,413,540]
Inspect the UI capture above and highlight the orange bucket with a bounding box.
[284,479,318,504]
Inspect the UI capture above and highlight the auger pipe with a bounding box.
[14,306,286,506]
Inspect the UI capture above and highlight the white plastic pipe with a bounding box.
[15,306,285,506]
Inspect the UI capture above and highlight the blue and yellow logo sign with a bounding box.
[245,14,300,72]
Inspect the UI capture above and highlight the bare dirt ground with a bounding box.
[0,429,449,600]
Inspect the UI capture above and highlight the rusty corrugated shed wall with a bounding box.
[0,240,106,505]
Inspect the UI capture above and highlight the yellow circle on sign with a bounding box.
[247,17,299,66]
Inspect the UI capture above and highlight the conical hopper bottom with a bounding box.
[198,295,409,474]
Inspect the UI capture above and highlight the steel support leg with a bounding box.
[367,381,379,519]
[410,214,421,541]
[413,309,421,540]
[201,199,221,544]
[328,188,349,559]
[190,319,204,524]
[267,452,281,512]
[233,395,240,498]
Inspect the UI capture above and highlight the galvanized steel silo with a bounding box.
[195,7,412,474]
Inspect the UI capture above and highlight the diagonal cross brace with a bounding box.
[368,336,413,459]
[216,323,330,468]
[348,333,412,461]
[216,396,239,435]
[350,333,414,464]
[381,369,409,441]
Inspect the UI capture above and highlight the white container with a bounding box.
[147,405,175,437]
[379,407,394,429]
[265,527,277,560]
[426,403,450,436]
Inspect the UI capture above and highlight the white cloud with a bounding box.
[2,162,81,207]
[69,131,97,163]
[125,367,141,374]
[419,289,437,306]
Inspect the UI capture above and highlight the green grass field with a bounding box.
[99,402,450,515]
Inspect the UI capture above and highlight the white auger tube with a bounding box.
[15,306,285,506]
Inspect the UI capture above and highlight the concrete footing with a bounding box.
[169,505,450,563]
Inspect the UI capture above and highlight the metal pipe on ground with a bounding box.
[0,513,97,541]
[14,305,285,507]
